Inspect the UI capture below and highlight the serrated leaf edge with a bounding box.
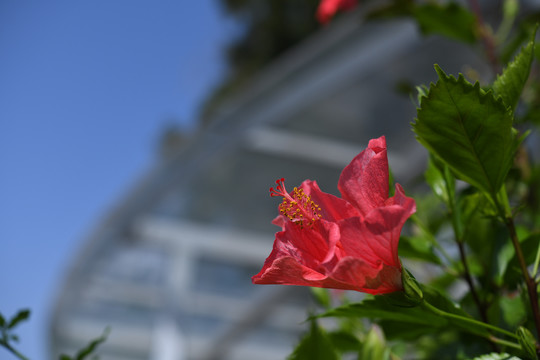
[492,25,537,112]
[414,64,514,195]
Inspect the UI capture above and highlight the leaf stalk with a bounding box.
[421,300,518,341]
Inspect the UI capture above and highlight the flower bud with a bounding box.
[382,268,423,307]
[516,326,538,360]
[402,268,424,305]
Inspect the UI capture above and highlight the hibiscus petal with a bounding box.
[338,136,389,216]
[252,256,328,285]
[252,256,387,292]
[373,183,416,265]
[300,180,360,222]
[336,217,393,267]
[330,257,403,294]
[284,220,340,267]
[253,219,340,284]
[316,0,358,24]
[337,184,415,268]
[271,215,287,229]
[387,183,417,210]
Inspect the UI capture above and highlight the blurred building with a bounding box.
[49,7,490,360]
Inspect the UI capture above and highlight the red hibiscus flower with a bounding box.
[316,0,358,25]
[252,136,416,295]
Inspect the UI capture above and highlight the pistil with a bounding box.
[270,178,322,228]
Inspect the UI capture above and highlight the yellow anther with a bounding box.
[270,178,322,229]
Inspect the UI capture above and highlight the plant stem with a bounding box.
[0,340,29,360]
[456,240,489,324]
[504,216,540,339]
[489,335,522,350]
[492,186,540,342]
[533,238,540,278]
[442,165,490,326]
[421,300,518,341]
[466,0,500,74]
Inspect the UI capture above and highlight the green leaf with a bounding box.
[472,353,522,360]
[319,285,493,340]
[402,206,447,266]
[361,326,390,360]
[327,330,361,353]
[413,65,518,196]
[7,309,30,329]
[311,288,331,309]
[425,153,466,238]
[496,0,520,46]
[499,293,526,328]
[457,191,506,277]
[516,327,538,360]
[497,236,520,285]
[502,0,519,22]
[378,319,436,341]
[412,3,477,44]
[401,268,423,305]
[318,295,443,327]
[503,233,540,288]
[365,0,414,20]
[365,1,477,44]
[0,313,5,328]
[421,287,491,338]
[399,235,441,264]
[59,355,72,360]
[501,11,540,60]
[74,327,109,360]
[493,28,537,112]
[425,155,455,204]
[416,85,430,106]
[287,320,339,360]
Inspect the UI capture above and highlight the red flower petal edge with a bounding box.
[316,0,358,25]
[252,136,416,295]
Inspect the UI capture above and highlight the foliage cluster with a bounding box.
[284,0,540,359]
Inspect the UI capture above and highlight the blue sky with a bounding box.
[0,1,236,358]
